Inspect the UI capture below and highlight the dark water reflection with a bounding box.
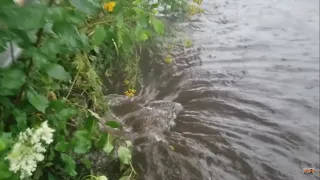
[108,0,320,179]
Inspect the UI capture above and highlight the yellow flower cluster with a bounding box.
[164,55,172,64]
[125,89,136,97]
[193,0,203,5]
[103,2,116,12]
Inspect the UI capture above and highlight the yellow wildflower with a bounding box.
[103,2,116,13]
[125,89,136,97]
[164,55,172,64]
[193,0,203,5]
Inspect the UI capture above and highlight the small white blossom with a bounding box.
[6,121,55,179]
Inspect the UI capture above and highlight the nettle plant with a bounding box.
[0,0,189,179]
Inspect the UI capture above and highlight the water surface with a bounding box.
[108,0,320,179]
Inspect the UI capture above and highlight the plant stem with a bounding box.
[66,70,80,99]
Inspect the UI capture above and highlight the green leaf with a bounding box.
[135,26,148,42]
[48,147,55,161]
[97,133,107,149]
[44,63,71,82]
[0,139,6,152]
[61,154,77,177]
[92,26,106,46]
[0,162,12,179]
[119,176,130,180]
[97,176,108,180]
[55,141,69,152]
[12,109,27,131]
[26,89,49,113]
[0,133,12,148]
[116,15,124,28]
[151,18,165,34]
[117,146,131,165]
[84,116,97,134]
[70,0,99,15]
[56,108,77,121]
[2,4,47,30]
[105,121,121,129]
[81,156,92,170]
[33,167,43,179]
[0,97,14,109]
[48,173,57,180]
[151,3,159,9]
[103,134,114,155]
[0,68,26,90]
[72,130,91,154]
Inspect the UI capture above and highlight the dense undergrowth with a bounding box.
[0,0,203,179]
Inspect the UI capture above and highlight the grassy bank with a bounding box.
[0,0,203,179]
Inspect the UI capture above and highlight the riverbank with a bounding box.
[0,0,205,179]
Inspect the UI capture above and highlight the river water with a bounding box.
[107,0,320,180]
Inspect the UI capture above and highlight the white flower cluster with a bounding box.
[6,121,55,179]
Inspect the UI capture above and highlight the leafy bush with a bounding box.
[0,0,203,179]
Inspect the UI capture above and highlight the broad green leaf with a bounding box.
[48,173,57,180]
[56,108,77,121]
[151,18,165,34]
[0,68,25,90]
[52,22,77,37]
[119,176,130,180]
[85,116,97,134]
[44,63,71,81]
[2,4,47,30]
[103,134,114,155]
[48,147,55,161]
[135,26,148,42]
[97,133,107,149]
[81,156,92,169]
[26,89,49,113]
[97,176,108,180]
[70,0,99,15]
[55,141,69,152]
[0,133,12,147]
[0,162,12,179]
[0,139,6,152]
[105,121,121,129]
[116,15,124,28]
[117,146,131,165]
[0,97,14,109]
[61,154,77,176]
[92,26,106,46]
[33,168,43,179]
[44,162,54,167]
[12,109,27,131]
[151,3,159,9]
[72,130,91,154]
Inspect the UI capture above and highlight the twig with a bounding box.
[9,41,14,62]
[80,17,142,30]
[66,70,80,99]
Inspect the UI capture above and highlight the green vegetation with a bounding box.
[0,0,203,179]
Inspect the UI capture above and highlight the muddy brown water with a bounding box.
[107,0,320,180]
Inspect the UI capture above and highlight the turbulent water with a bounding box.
[107,0,320,180]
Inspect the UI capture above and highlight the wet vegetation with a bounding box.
[0,0,203,179]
